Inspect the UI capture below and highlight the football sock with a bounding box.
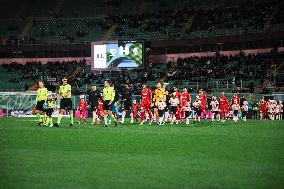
[42,114,47,124]
[92,112,96,123]
[111,114,116,121]
[50,117,53,126]
[36,113,41,122]
[104,116,108,125]
[130,114,134,123]
[70,113,74,124]
[57,114,62,124]
[45,117,50,125]
[141,111,145,122]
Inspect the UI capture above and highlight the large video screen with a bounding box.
[91,40,144,69]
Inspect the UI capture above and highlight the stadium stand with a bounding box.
[1,50,283,94]
[1,0,284,44]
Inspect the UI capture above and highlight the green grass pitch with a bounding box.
[0,118,283,189]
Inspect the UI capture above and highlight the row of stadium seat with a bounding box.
[1,0,284,44]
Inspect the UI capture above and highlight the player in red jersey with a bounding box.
[219,91,229,122]
[77,95,88,124]
[96,98,104,124]
[259,98,267,120]
[231,92,240,105]
[196,89,207,120]
[130,99,139,123]
[180,87,191,119]
[173,86,181,121]
[140,83,152,125]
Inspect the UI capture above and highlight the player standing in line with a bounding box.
[43,92,56,127]
[275,101,281,120]
[156,96,167,125]
[259,98,267,120]
[219,91,229,122]
[183,101,191,125]
[121,85,132,124]
[210,96,220,122]
[196,89,207,120]
[88,86,101,125]
[170,93,179,124]
[272,100,277,120]
[102,80,117,127]
[278,101,283,120]
[153,82,166,123]
[252,102,258,119]
[77,95,88,124]
[193,98,202,123]
[54,77,73,127]
[140,83,152,125]
[267,100,273,120]
[173,86,181,121]
[35,81,48,126]
[231,92,241,118]
[241,101,249,122]
[112,101,120,125]
[231,92,240,105]
[96,98,104,124]
[164,90,171,122]
[130,100,139,124]
[206,92,213,120]
[180,87,191,120]
[231,100,240,122]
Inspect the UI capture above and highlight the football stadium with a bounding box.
[0,0,284,188]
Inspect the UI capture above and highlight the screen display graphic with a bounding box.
[92,40,144,69]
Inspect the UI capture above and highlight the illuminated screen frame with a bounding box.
[91,40,145,70]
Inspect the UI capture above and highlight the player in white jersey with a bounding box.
[170,93,179,124]
[241,101,248,122]
[231,100,240,122]
[183,101,191,125]
[278,101,283,120]
[210,96,220,122]
[156,96,167,125]
[193,98,202,123]
[267,100,277,120]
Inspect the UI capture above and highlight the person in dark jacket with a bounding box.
[121,84,133,123]
[88,85,101,124]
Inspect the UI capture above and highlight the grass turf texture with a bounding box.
[0,118,283,189]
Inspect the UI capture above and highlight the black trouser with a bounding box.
[253,110,258,119]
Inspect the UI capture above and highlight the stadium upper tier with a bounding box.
[0,0,284,44]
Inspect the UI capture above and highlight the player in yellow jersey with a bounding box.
[153,82,166,123]
[35,81,48,126]
[54,77,73,127]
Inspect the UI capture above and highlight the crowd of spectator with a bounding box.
[1,49,283,94]
[164,49,283,93]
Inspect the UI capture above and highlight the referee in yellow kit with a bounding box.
[54,77,73,127]
[35,81,48,125]
[103,80,117,127]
